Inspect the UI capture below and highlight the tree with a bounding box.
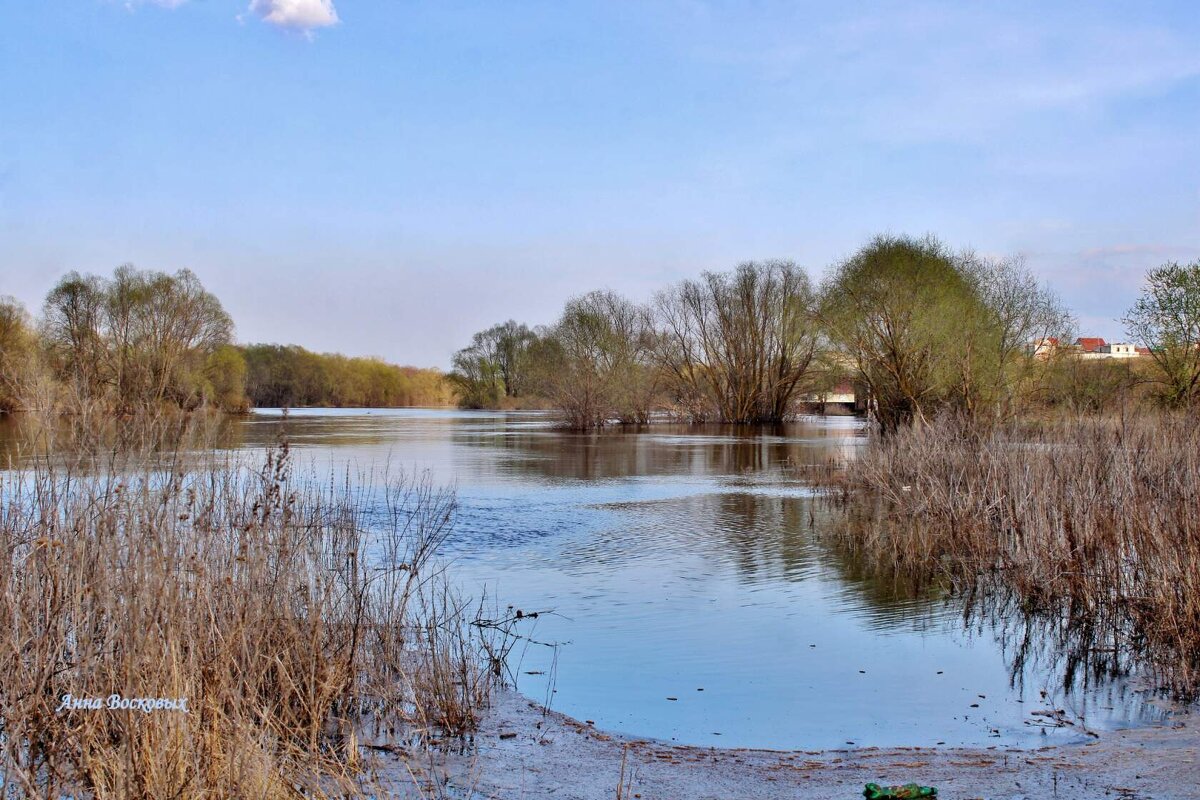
[820,235,987,431]
[655,260,819,423]
[41,272,108,401]
[963,252,1073,417]
[486,320,537,398]
[0,297,38,412]
[1123,260,1200,408]
[449,339,504,409]
[532,291,659,427]
[241,344,449,408]
[449,320,539,407]
[41,266,239,411]
[204,345,250,412]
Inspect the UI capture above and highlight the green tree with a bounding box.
[820,235,989,431]
[1123,260,1200,408]
[449,321,538,407]
[241,344,448,408]
[0,297,38,413]
[41,266,236,411]
[449,340,504,409]
[204,345,249,412]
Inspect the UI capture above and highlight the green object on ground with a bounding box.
[863,782,937,799]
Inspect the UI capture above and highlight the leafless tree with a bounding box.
[654,260,818,423]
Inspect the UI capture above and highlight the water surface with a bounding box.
[0,408,1168,749]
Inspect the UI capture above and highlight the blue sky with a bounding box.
[2,1,1198,366]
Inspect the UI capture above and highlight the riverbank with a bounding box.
[418,689,1199,799]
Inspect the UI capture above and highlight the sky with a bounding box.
[2,1,1198,367]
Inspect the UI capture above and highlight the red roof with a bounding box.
[1074,337,1107,352]
[1136,346,1151,355]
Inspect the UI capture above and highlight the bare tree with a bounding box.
[533,291,659,427]
[41,272,108,402]
[964,252,1073,418]
[655,260,818,423]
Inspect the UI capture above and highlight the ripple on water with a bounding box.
[0,408,1175,749]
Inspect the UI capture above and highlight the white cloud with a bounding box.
[248,0,339,32]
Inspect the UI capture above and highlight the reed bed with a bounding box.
[0,438,500,798]
[826,413,1200,696]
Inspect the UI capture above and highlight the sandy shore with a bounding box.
[418,689,1199,799]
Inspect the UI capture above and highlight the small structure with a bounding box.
[1074,337,1107,356]
[799,379,864,415]
[1029,337,1059,360]
[1098,342,1140,358]
[1031,337,1150,361]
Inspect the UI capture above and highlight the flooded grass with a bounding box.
[825,413,1200,698]
[0,426,501,798]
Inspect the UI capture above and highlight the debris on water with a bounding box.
[863,782,937,799]
[666,697,678,701]
[499,732,517,740]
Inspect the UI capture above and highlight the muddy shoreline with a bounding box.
[418,689,1199,799]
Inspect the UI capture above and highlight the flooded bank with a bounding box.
[0,408,1176,750]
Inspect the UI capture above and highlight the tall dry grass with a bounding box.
[0,433,499,798]
[826,412,1200,696]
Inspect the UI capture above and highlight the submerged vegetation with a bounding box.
[826,413,1200,696]
[452,241,1200,429]
[448,238,1068,428]
[0,419,504,797]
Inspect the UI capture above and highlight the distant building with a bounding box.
[1074,337,1107,356]
[1030,337,1059,359]
[1097,342,1140,358]
[1029,336,1149,360]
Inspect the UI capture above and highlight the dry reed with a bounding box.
[826,412,1200,696]
[0,428,500,798]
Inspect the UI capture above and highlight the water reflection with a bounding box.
[0,408,1173,749]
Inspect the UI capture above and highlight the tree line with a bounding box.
[0,265,451,414]
[451,235,1200,430]
[241,345,450,408]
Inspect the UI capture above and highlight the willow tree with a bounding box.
[41,266,239,411]
[963,252,1072,417]
[1123,260,1200,408]
[449,320,539,408]
[0,297,39,413]
[820,235,989,431]
[531,290,659,428]
[654,260,819,423]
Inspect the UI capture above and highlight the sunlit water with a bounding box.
[0,408,1172,749]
